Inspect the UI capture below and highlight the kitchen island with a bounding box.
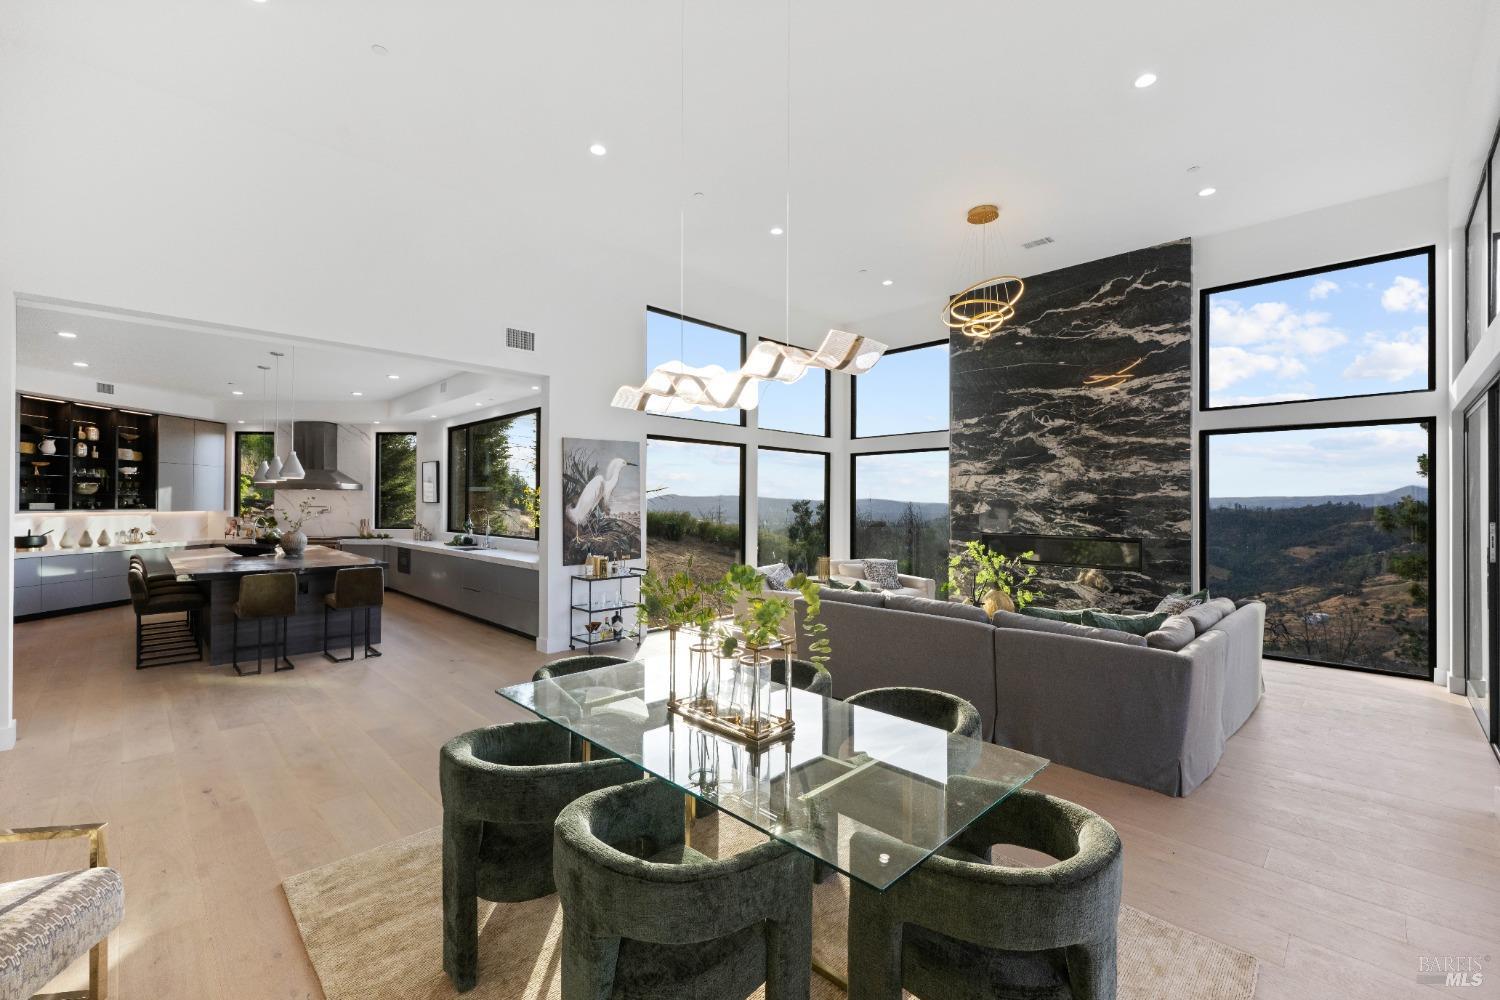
[168,545,386,665]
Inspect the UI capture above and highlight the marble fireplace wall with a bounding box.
[949,238,1193,610]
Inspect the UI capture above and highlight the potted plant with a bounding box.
[946,540,1039,615]
[639,562,730,706]
[717,565,831,731]
[274,497,328,556]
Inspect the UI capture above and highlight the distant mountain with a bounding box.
[1209,485,1428,510]
[649,494,947,525]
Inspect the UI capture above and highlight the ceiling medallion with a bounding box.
[944,203,1025,340]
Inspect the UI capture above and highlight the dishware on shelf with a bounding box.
[85,426,100,442]
[120,466,138,476]
[19,441,34,455]
[75,482,101,495]
[74,441,88,458]
[38,439,56,456]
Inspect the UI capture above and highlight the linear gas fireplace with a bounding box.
[981,533,1144,571]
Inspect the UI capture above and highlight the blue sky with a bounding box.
[853,450,949,505]
[757,363,826,435]
[1209,424,1427,498]
[645,309,740,425]
[1207,252,1429,407]
[758,448,825,501]
[855,343,949,436]
[646,438,741,498]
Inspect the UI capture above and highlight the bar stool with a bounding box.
[232,571,297,675]
[323,565,384,662]
[128,564,206,669]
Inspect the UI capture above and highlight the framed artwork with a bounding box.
[561,438,642,565]
[420,460,440,504]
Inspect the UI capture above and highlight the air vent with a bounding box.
[1021,236,1055,250]
[506,327,537,351]
[95,382,115,395]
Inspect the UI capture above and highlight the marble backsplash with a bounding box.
[13,510,229,548]
[950,238,1193,611]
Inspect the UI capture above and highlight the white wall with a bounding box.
[1192,181,1452,685]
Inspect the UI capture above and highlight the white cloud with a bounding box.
[1380,275,1426,313]
[1341,327,1427,382]
[1216,391,1314,407]
[1308,279,1339,300]
[1209,301,1347,355]
[1208,346,1280,390]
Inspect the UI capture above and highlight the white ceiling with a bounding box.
[14,302,534,408]
[6,0,1488,329]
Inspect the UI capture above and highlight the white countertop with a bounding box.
[13,538,226,560]
[341,536,540,570]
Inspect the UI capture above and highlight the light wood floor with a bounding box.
[3,594,1497,999]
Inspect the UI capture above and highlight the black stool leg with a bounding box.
[231,615,262,676]
[325,603,354,663]
[274,616,295,672]
[363,606,381,658]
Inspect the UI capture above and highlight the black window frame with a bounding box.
[851,339,951,439]
[374,430,418,530]
[232,430,275,518]
[848,445,951,574]
[755,444,832,569]
[755,336,831,438]
[645,433,748,565]
[1465,166,1489,362]
[1199,246,1438,413]
[644,305,748,429]
[1197,416,1436,681]
[445,406,542,539]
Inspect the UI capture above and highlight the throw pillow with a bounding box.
[1153,588,1209,615]
[824,577,850,590]
[860,558,902,591]
[1182,601,1228,634]
[1021,605,1094,626]
[1145,615,1196,651]
[829,574,863,589]
[992,608,1148,647]
[851,580,873,592]
[885,593,991,624]
[757,562,794,591]
[1080,609,1171,636]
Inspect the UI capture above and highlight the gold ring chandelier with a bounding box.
[943,204,1025,340]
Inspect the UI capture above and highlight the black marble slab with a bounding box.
[950,239,1193,611]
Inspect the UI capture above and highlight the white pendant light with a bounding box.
[281,346,305,480]
[267,351,285,481]
[253,363,274,485]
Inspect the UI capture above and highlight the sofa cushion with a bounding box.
[1020,606,1093,626]
[1182,601,1229,634]
[1081,609,1170,636]
[756,562,794,590]
[1145,615,1197,651]
[1153,588,1209,615]
[992,608,1148,647]
[817,586,886,607]
[886,593,991,624]
[1205,597,1237,619]
[859,559,903,591]
[834,561,868,580]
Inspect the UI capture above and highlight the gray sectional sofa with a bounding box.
[792,590,1265,796]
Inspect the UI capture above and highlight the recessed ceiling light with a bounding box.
[387,374,400,380]
[769,227,784,236]
[1198,187,1217,197]
[72,361,88,368]
[237,420,245,424]
[429,414,437,419]
[474,402,482,407]
[351,391,363,397]
[589,143,607,156]
[370,44,388,55]
[531,385,540,391]
[232,390,244,396]
[373,420,381,425]
[882,279,894,286]
[56,331,77,339]
[1134,72,1157,89]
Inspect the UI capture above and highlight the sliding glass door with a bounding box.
[1465,389,1497,749]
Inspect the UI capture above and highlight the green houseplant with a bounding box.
[639,562,731,705]
[946,540,1039,613]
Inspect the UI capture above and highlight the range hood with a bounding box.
[273,422,364,490]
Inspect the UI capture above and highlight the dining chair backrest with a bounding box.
[235,572,297,619]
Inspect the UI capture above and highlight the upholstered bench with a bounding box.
[0,823,122,1000]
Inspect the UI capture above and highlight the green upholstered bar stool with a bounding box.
[553,777,814,1000]
[845,685,983,739]
[439,720,639,992]
[847,784,1123,1000]
[128,563,206,669]
[323,565,384,662]
[232,571,297,675]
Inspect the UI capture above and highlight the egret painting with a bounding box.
[561,438,642,565]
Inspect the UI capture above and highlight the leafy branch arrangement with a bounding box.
[275,496,329,534]
[638,560,729,634]
[946,540,1039,610]
[720,564,831,669]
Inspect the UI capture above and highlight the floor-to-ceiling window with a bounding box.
[233,430,274,519]
[756,447,829,572]
[446,408,540,537]
[853,341,949,438]
[756,337,829,437]
[645,436,744,586]
[1202,420,1434,677]
[375,431,417,529]
[851,449,950,585]
[644,307,746,427]
[1465,390,1496,744]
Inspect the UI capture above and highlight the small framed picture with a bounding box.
[421,460,440,504]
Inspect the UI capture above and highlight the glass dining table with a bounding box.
[498,658,1047,985]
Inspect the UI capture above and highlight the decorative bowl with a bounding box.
[75,482,101,495]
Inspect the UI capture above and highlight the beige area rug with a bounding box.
[284,817,1258,1000]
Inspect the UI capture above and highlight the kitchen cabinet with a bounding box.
[14,551,141,618]
[17,394,159,512]
[347,540,538,637]
[157,418,226,511]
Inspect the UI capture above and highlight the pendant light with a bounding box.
[252,363,274,485]
[944,204,1025,339]
[612,0,885,413]
[280,346,305,480]
[266,351,285,481]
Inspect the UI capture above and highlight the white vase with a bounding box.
[97,529,111,547]
[280,529,308,556]
[39,439,56,456]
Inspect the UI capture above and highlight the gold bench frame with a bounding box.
[0,823,111,1000]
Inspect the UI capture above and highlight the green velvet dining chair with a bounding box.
[845,685,982,740]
